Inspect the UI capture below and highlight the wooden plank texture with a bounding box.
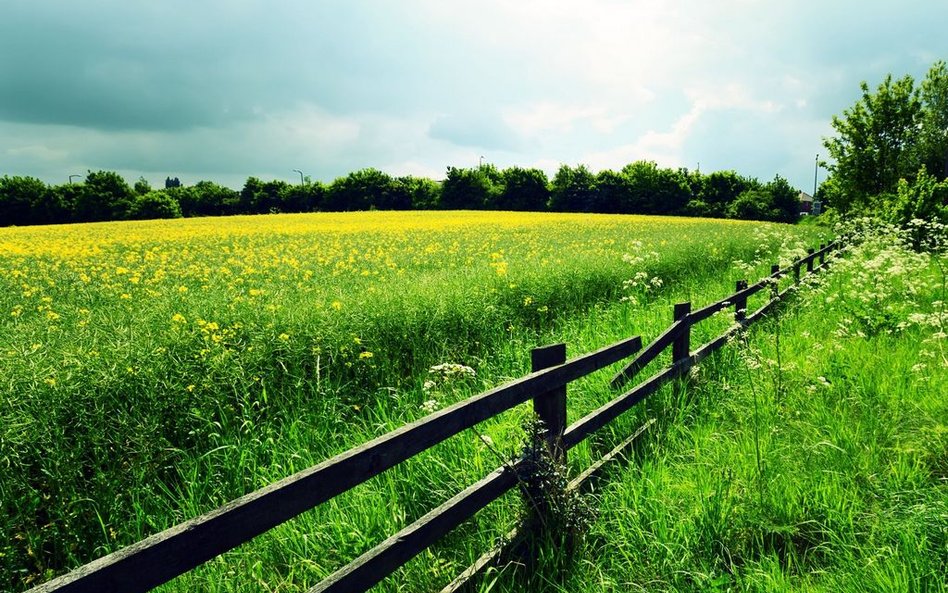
[672,302,691,363]
[689,296,732,325]
[532,344,568,464]
[310,462,524,593]
[566,363,686,449]
[734,279,748,322]
[567,419,655,493]
[609,320,683,389]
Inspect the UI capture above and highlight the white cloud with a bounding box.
[578,104,702,171]
[5,144,68,162]
[503,103,632,138]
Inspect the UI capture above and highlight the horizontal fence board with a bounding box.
[30,335,643,593]
[609,319,685,389]
[567,419,655,493]
[566,363,686,449]
[731,279,767,303]
[690,324,741,365]
[310,462,525,593]
[689,297,732,325]
[438,523,522,593]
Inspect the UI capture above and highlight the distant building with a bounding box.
[798,191,814,214]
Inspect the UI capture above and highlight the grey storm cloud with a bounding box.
[0,0,536,132]
[1,0,947,189]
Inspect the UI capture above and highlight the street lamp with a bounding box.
[813,154,819,197]
[68,174,80,184]
[479,156,484,168]
[292,169,304,185]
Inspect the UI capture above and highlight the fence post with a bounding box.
[734,280,747,323]
[672,302,691,364]
[770,264,780,298]
[806,248,815,274]
[531,343,567,464]
[819,243,826,266]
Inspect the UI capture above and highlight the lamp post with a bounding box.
[479,156,484,168]
[68,174,80,184]
[813,154,819,198]
[292,169,304,185]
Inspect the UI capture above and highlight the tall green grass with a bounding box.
[0,212,827,592]
[482,223,948,593]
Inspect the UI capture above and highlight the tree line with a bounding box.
[0,162,803,227]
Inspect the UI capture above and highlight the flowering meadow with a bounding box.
[0,211,824,591]
[501,221,947,593]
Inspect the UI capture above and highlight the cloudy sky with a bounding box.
[1,0,945,191]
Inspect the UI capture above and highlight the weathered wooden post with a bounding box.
[523,343,569,548]
[770,264,780,298]
[672,302,691,365]
[819,243,826,266]
[806,248,815,274]
[531,343,567,464]
[734,280,748,323]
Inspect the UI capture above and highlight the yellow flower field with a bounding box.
[0,211,823,592]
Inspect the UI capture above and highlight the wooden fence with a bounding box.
[27,241,839,593]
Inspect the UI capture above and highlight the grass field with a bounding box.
[483,223,948,592]
[1,211,832,591]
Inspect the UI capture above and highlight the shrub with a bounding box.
[126,191,183,220]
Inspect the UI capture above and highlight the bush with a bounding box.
[886,166,948,226]
[126,191,183,220]
[728,190,776,221]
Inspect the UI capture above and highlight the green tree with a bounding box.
[823,74,922,211]
[0,175,48,226]
[886,166,948,225]
[324,168,397,211]
[397,176,440,210]
[279,181,324,213]
[171,181,240,217]
[74,171,135,222]
[589,169,634,214]
[49,183,81,222]
[919,61,948,179]
[239,177,279,214]
[498,167,550,211]
[727,189,776,221]
[439,166,501,210]
[260,180,290,213]
[133,177,152,196]
[697,170,755,218]
[621,161,690,214]
[126,191,183,220]
[763,175,800,223]
[549,164,596,212]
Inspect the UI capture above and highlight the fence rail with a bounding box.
[28,240,839,593]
